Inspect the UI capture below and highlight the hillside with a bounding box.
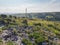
[4,12,60,21]
[0,14,60,45]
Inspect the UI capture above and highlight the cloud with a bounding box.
[51,0,56,3]
[0,0,60,13]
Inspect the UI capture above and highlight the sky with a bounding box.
[0,0,60,13]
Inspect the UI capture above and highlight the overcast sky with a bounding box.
[0,0,60,13]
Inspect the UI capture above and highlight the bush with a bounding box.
[22,38,33,45]
[7,41,14,45]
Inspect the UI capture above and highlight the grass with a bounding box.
[7,41,14,45]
